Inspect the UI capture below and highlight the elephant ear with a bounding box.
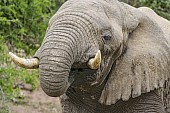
[99,9,170,105]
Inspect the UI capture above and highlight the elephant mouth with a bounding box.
[69,67,98,91]
[70,68,98,83]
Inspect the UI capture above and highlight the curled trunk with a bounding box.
[36,27,79,96]
[33,10,98,97]
[34,12,91,96]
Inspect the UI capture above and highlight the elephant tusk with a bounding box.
[9,52,39,69]
[88,50,101,69]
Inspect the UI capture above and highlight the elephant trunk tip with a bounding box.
[40,75,69,97]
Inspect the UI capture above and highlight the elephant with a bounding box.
[9,0,170,113]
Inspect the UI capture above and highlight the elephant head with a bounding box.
[9,0,170,105]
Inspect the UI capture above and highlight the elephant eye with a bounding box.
[102,35,112,40]
[101,30,112,41]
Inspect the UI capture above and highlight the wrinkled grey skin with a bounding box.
[34,0,170,113]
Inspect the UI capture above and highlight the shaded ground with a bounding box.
[9,86,62,113]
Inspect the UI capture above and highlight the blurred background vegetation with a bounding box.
[119,0,170,20]
[0,0,65,112]
[0,0,170,112]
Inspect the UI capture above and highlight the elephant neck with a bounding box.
[63,88,165,113]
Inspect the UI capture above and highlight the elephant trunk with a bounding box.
[38,28,78,97]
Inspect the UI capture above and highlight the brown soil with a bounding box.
[9,86,62,113]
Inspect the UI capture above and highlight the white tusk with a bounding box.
[88,50,101,69]
[9,52,39,69]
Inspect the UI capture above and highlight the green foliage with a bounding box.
[0,66,39,98]
[0,36,39,112]
[0,0,66,100]
[0,0,65,54]
[130,0,170,20]
[0,1,65,112]
[0,67,39,113]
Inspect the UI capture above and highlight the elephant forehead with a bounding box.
[61,0,104,11]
